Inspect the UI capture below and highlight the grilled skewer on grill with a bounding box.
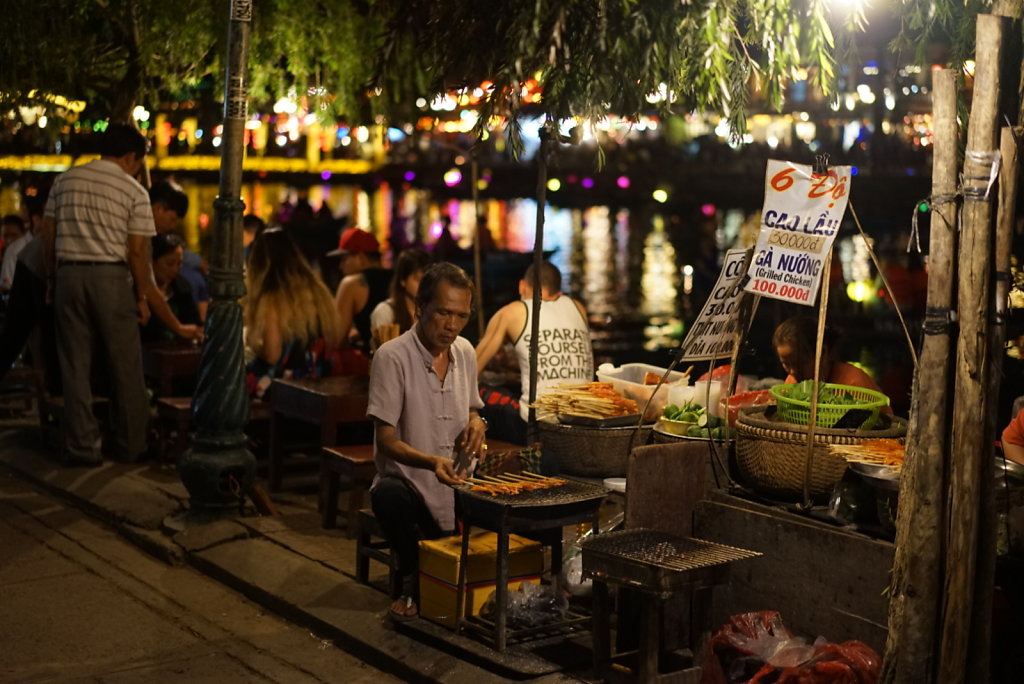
[464,473,568,497]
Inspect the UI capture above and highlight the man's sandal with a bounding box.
[388,596,418,622]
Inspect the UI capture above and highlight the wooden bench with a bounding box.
[355,508,398,597]
[155,396,273,464]
[320,445,376,536]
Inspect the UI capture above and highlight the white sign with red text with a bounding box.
[743,160,852,306]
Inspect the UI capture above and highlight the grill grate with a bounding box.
[582,528,761,572]
[458,478,608,507]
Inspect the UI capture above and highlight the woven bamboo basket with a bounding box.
[735,406,906,501]
[538,421,651,477]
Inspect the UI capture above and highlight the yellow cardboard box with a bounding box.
[418,531,543,584]
[418,531,544,630]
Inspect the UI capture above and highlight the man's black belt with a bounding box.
[58,259,127,267]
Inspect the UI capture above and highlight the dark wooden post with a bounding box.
[881,68,958,684]
[178,0,256,515]
[526,127,550,444]
[940,14,1006,683]
[471,151,485,340]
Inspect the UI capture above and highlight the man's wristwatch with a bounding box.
[475,414,488,431]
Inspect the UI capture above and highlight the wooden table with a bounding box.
[267,375,370,491]
[141,343,202,396]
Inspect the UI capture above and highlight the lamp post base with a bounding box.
[179,442,256,515]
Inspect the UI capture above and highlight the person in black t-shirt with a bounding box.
[330,227,391,351]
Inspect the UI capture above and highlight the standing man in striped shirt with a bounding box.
[42,123,159,466]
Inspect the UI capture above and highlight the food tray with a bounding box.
[558,413,643,428]
[769,382,888,428]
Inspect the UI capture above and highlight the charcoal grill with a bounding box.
[581,528,761,596]
[454,477,609,652]
[581,528,761,683]
[459,477,609,523]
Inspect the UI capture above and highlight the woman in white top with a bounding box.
[369,248,431,348]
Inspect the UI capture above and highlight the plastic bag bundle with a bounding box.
[481,582,568,629]
[701,611,880,684]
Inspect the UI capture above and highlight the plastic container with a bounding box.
[724,390,775,427]
[596,363,690,404]
[667,384,697,407]
[692,380,724,416]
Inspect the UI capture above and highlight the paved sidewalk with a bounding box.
[0,426,588,684]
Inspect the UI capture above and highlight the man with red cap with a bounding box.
[331,226,392,351]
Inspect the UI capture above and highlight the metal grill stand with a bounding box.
[454,479,608,651]
[581,528,761,683]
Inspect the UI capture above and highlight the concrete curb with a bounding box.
[0,428,582,683]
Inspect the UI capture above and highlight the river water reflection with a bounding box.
[467,197,917,416]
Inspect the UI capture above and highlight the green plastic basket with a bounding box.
[768,382,889,428]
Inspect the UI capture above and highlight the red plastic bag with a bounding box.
[701,611,880,684]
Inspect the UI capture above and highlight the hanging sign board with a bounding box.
[743,160,852,306]
[680,248,756,362]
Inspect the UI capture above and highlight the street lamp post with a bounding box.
[178,0,256,515]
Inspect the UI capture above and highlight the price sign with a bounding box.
[743,160,852,306]
[680,248,756,362]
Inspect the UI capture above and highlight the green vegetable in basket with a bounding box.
[788,380,857,406]
[663,404,680,418]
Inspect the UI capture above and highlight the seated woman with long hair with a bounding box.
[369,247,432,348]
[244,229,343,398]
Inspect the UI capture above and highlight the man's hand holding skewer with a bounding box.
[433,456,464,486]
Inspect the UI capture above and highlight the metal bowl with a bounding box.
[657,417,696,436]
[994,457,1024,483]
[849,462,902,492]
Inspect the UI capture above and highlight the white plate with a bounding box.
[603,477,627,493]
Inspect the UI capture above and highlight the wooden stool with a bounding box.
[155,397,192,463]
[355,508,398,597]
[320,445,376,536]
[154,397,273,464]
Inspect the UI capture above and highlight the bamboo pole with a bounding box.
[880,68,958,684]
[939,14,1006,683]
[471,150,485,340]
[969,126,1019,683]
